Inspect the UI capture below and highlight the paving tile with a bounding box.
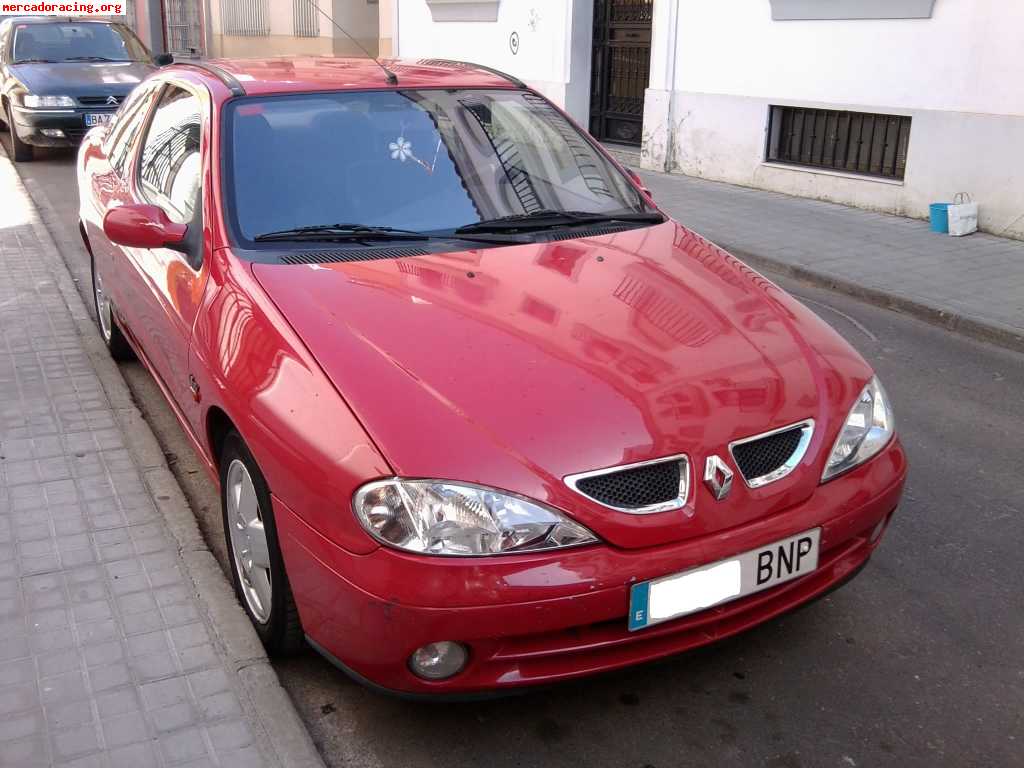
[51,723,102,762]
[101,710,150,748]
[206,719,253,751]
[108,741,160,768]
[0,709,45,744]
[159,725,210,764]
[46,699,96,731]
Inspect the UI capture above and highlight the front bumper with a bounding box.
[279,439,907,695]
[10,104,115,146]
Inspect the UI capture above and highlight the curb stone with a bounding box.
[720,245,1024,355]
[2,144,326,768]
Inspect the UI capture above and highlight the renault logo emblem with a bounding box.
[704,455,734,501]
[106,95,119,105]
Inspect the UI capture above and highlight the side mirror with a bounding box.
[627,168,653,199]
[103,204,187,249]
[154,52,174,67]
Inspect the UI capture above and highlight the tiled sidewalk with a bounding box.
[0,158,313,766]
[637,169,1024,349]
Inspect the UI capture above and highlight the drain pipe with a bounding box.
[662,0,681,173]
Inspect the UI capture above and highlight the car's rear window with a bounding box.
[224,89,647,245]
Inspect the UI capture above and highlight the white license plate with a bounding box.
[85,113,113,127]
[628,528,820,631]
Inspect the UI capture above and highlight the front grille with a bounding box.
[78,95,123,107]
[570,457,685,511]
[730,422,811,485]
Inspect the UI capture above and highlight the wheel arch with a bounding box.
[206,405,237,472]
[79,219,94,256]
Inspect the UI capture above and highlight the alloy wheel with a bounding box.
[226,459,273,624]
[94,270,113,342]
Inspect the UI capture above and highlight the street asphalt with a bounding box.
[8,141,1022,768]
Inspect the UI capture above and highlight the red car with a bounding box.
[77,57,906,696]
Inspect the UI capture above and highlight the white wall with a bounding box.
[642,0,1024,239]
[395,0,592,124]
[673,0,1023,116]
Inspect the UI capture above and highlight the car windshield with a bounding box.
[12,22,149,63]
[226,89,652,243]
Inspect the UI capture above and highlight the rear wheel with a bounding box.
[220,430,304,655]
[90,256,134,361]
[6,103,33,162]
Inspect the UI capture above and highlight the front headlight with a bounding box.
[354,479,598,556]
[22,95,76,108]
[822,376,896,482]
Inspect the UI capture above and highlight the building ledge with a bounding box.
[761,162,905,186]
[770,0,935,20]
[425,0,501,22]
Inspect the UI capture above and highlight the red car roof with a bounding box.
[174,56,520,96]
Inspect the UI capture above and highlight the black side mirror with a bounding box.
[154,53,173,66]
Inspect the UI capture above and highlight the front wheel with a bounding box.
[220,430,304,655]
[6,104,33,162]
[90,256,134,361]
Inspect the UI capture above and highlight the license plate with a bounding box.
[628,528,820,631]
[85,113,113,127]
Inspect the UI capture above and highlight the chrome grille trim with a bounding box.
[564,454,690,515]
[728,419,815,488]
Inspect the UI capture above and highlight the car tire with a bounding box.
[6,104,33,162]
[220,430,304,656]
[90,255,135,361]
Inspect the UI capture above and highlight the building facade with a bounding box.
[117,0,379,60]
[206,0,379,57]
[387,0,1024,239]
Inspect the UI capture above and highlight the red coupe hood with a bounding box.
[252,222,872,549]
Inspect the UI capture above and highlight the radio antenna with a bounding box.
[302,0,399,85]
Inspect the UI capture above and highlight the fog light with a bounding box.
[41,128,64,138]
[408,641,468,680]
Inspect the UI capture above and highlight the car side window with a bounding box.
[137,84,202,224]
[106,85,157,178]
[0,25,11,64]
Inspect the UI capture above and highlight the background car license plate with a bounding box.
[628,528,821,631]
[85,113,113,127]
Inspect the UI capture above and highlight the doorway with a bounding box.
[589,0,654,146]
[162,0,204,55]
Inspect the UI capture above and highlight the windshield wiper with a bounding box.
[253,223,530,246]
[65,56,125,62]
[254,224,430,243]
[455,209,664,234]
[14,58,57,64]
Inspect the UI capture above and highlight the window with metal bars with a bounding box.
[766,106,911,181]
[292,0,318,37]
[221,0,270,36]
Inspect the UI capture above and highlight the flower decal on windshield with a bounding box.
[388,134,445,175]
[389,137,413,162]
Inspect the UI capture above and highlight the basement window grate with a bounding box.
[766,106,911,181]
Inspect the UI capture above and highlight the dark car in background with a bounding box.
[0,17,159,161]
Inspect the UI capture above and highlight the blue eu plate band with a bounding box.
[628,581,651,631]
